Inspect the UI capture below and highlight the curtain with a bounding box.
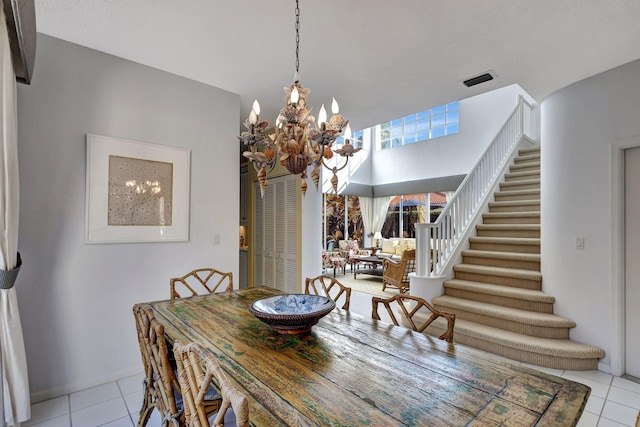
[0,9,30,426]
[360,196,391,243]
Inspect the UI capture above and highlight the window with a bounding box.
[323,194,363,249]
[378,101,459,150]
[381,193,449,238]
[337,129,364,148]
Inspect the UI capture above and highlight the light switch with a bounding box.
[214,234,221,245]
[575,237,584,249]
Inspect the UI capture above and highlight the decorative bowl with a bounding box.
[248,294,336,335]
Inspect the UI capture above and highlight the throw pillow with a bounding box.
[381,238,397,254]
[346,240,359,252]
[395,244,408,256]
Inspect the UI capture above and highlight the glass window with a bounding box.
[432,113,446,128]
[351,100,459,151]
[381,193,427,238]
[322,194,363,249]
[432,126,446,138]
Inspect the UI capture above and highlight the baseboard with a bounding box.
[30,365,143,404]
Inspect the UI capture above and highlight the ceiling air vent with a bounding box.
[463,71,496,88]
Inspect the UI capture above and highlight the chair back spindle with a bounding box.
[372,294,456,342]
[170,268,233,299]
[304,275,352,310]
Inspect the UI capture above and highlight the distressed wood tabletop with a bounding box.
[147,286,590,426]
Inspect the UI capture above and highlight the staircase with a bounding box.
[428,146,605,370]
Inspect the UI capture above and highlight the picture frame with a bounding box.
[85,134,190,243]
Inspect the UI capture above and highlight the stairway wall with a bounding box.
[541,58,640,374]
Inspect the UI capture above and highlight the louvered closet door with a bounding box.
[253,175,297,292]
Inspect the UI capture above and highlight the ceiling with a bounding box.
[34,0,640,132]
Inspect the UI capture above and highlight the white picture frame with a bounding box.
[85,134,190,243]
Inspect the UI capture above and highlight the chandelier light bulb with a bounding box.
[291,87,299,105]
[252,99,261,115]
[248,109,257,125]
[344,123,352,141]
[331,97,339,114]
[318,104,327,128]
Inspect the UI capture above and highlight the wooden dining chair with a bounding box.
[173,340,250,427]
[170,268,233,299]
[304,275,352,310]
[132,304,157,427]
[132,304,184,426]
[371,294,456,342]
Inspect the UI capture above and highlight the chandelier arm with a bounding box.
[321,156,349,172]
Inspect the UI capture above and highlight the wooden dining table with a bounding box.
[147,286,590,426]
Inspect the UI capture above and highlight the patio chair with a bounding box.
[371,294,456,342]
[304,275,352,310]
[381,248,416,293]
[173,340,249,427]
[170,268,233,299]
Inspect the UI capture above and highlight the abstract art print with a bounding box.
[86,134,190,243]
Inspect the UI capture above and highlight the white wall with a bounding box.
[371,84,534,186]
[541,58,640,372]
[16,35,240,401]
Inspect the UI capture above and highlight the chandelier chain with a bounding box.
[295,0,300,76]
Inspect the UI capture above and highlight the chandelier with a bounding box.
[238,0,361,198]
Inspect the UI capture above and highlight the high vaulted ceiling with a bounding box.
[34,0,640,132]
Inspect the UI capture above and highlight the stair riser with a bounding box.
[500,182,540,191]
[454,271,542,289]
[510,164,540,173]
[514,156,540,164]
[423,325,598,370]
[444,288,553,313]
[489,204,540,213]
[462,255,540,271]
[432,305,570,339]
[482,216,540,225]
[494,193,540,202]
[505,173,539,182]
[469,242,540,254]
[476,229,540,238]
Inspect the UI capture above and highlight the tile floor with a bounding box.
[25,290,640,427]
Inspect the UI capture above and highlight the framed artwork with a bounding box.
[85,134,190,243]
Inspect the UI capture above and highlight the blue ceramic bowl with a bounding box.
[249,294,336,335]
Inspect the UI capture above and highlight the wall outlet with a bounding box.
[575,237,584,249]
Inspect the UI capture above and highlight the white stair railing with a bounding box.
[415,95,535,277]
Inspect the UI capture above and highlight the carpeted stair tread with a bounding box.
[494,188,541,198]
[454,263,542,281]
[443,279,554,303]
[461,249,540,262]
[489,200,540,208]
[426,317,604,359]
[483,212,540,219]
[476,224,540,231]
[518,147,540,155]
[514,154,540,163]
[505,171,539,180]
[469,236,540,245]
[500,179,540,188]
[510,161,540,171]
[432,295,574,328]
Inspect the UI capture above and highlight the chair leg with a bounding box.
[136,380,154,427]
